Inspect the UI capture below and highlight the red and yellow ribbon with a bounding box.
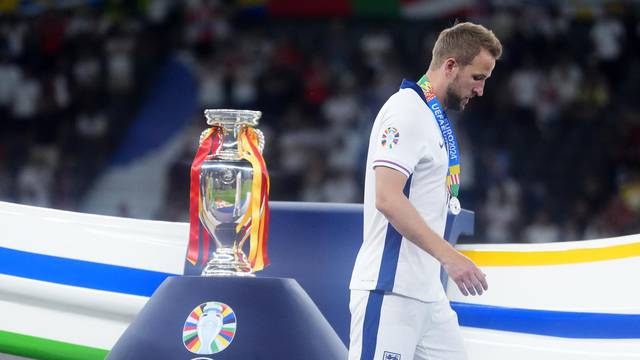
[236,127,270,271]
[187,127,223,266]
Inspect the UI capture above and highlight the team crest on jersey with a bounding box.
[383,351,401,360]
[381,127,400,149]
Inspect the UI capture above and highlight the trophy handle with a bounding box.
[199,129,211,145]
[254,129,265,154]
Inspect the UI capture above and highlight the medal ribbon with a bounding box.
[415,75,461,198]
[235,127,270,271]
[187,127,223,265]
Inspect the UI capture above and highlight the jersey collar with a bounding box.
[399,79,427,104]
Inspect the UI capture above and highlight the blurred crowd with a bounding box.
[1,0,640,243]
[0,1,178,210]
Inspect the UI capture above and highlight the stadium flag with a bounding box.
[267,0,350,17]
[266,0,474,18]
[237,0,267,16]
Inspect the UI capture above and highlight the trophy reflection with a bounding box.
[198,109,268,277]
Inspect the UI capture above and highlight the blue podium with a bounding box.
[107,276,347,359]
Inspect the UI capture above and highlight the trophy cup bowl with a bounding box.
[199,109,263,277]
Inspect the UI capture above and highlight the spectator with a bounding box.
[482,182,520,243]
[522,210,561,243]
[17,147,57,207]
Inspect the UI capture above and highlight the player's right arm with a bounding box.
[374,166,487,296]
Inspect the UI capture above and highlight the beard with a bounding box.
[444,77,468,111]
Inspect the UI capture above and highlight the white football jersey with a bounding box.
[350,80,450,302]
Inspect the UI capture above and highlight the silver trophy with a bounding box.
[199,109,265,277]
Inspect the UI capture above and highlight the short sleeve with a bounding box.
[371,94,427,178]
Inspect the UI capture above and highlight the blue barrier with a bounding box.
[3,246,638,342]
[3,202,638,345]
[0,202,473,345]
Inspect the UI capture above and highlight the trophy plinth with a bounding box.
[106,277,348,359]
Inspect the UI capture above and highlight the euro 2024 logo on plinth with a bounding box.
[183,302,237,356]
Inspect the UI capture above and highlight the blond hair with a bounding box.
[430,22,502,69]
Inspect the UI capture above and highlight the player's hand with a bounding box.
[442,251,488,296]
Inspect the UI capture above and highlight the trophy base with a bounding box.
[201,248,255,277]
